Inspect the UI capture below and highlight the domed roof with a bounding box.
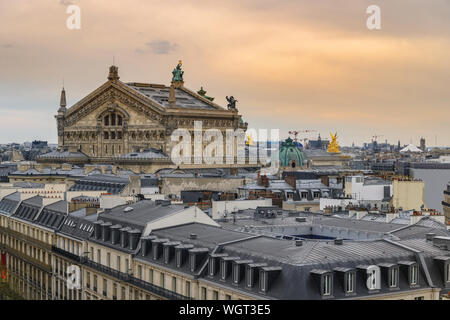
[279,137,306,167]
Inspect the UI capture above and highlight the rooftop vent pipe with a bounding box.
[426,233,436,241]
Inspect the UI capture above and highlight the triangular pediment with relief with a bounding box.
[64,81,166,127]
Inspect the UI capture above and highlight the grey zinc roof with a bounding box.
[115,149,169,160]
[58,215,95,240]
[36,150,89,160]
[69,174,129,194]
[389,224,450,240]
[98,200,185,229]
[22,195,43,207]
[43,200,68,213]
[151,223,255,250]
[0,192,21,215]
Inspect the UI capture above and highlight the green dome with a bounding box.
[279,137,306,167]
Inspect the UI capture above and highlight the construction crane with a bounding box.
[372,135,384,142]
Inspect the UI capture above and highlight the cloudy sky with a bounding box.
[0,0,449,146]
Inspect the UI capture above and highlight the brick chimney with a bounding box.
[285,175,296,190]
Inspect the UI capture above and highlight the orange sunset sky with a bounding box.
[0,0,449,146]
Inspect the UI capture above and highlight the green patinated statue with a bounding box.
[172,60,184,82]
[197,86,214,101]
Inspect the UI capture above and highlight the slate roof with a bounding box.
[114,149,169,160]
[35,200,68,230]
[98,200,185,230]
[58,214,95,240]
[36,150,89,160]
[68,174,129,194]
[0,192,21,215]
[12,195,43,222]
[142,222,450,300]
[126,83,220,110]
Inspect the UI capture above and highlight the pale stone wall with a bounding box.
[211,199,272,219]
[392,180,425,211]
[160,177,245,196]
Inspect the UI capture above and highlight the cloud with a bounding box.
[146,41,178,55]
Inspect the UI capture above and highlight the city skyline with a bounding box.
[1,0,450,146]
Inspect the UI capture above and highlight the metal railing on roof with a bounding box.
[50,246,191,300]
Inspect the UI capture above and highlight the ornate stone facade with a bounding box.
[49,64,248,169]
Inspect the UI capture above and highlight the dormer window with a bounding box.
[152,244,159,260]
[399,261,419,287]
[189,254,196,272]
[220,260,227,280]
[232,264,239,284]
[208,257,215,276]
[433,256,450,286]
[345,272,355,293]
[164,246,170,264]
[447,263,450,283]
[323,274,332,296]
[410,265,419,285]
[389,267,399,288]
[259,270,267,292]
[311,269,333,297]
[246,266,253,287]
[176,249,182,268]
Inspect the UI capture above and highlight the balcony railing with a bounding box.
[51,246,82,263]
[128,276,193,300]
[83,260,130,282]
[50,247,193,300]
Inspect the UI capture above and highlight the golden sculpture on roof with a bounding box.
[327,132,340,153]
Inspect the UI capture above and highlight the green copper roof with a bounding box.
[279,137,306,167]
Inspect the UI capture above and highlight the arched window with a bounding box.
[103,112,124,127]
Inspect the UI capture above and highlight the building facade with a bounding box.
[37,63,249,173]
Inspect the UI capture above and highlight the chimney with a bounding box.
[93,221,103,239]
[120,227,130,248]
[111,224,122,245]
[334,238,343,245]
[285,175,296,190]
[129,230,141,250]
[101,222,112,242]
[189,233,197,240]
[295,240,303,246]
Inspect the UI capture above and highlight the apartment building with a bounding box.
[1,193,450,300]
